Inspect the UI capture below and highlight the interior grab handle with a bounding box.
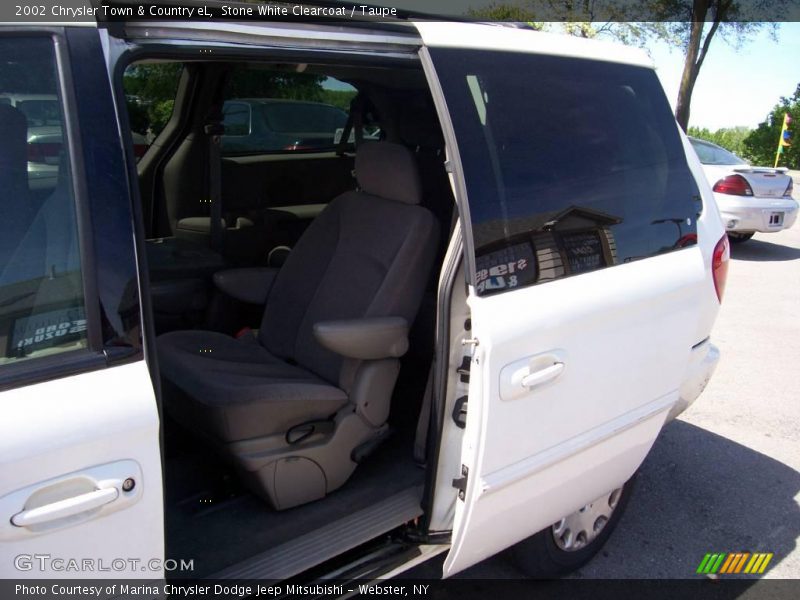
[11,487,119,528]
[521,362,565,389]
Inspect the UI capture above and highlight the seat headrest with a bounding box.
[355,141,422,206]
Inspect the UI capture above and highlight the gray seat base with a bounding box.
[158,330,398,510]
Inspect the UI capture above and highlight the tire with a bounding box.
[728,232,754,244]
[508,476,636,578]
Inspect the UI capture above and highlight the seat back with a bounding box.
[259,141,439,385]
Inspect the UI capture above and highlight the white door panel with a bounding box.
[449,408,668,572]
[0,361,163,578]
[443,247,706,576]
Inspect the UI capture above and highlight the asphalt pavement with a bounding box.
[415,221,800,579]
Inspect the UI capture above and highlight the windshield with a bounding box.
[690,138,747,166]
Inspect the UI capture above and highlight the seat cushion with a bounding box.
[158,330,348,442]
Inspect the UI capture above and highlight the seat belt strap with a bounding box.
[204,118,225,253]
[352,100,364,147]
[336,94,365,157]
[336,111,354,157]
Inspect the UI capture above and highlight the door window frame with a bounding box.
[0,28,108,391]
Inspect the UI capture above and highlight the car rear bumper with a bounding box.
[666,339,720,422]
[715,194,799,233]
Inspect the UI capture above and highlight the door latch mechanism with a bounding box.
[452,395,468,428]
[452,464,469,501]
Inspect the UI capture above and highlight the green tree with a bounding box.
[742,84,799,168]
[468,2,653,46]
[467,3,544,27]
[319,89,357,111]
[123,63,183,136]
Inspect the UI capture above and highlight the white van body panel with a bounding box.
[417,22,723,576]
[415,22,653,68]
[443,247,709,574]
[0,361,163,578]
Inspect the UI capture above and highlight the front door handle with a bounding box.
[520,362,565,389]
[11,487,119,528]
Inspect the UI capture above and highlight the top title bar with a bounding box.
[2,0,799,23]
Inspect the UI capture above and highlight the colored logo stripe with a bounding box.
[697,553,726,574]
[720,553,749,573]
[745,553,774,574]
[698,552,773,575]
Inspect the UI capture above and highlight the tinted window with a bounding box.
[690,138,747,166]
[123,62,184,159]
[17,99,61,126]
[0,37,88,365]
[433,49,701,295]
[222,101,251,136]
[261,102,347,133]
[221,67,357,154]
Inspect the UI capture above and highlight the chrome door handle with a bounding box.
[11,487,119,528]
[520,362,565,389]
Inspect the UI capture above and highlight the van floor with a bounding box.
[164,425,424,578]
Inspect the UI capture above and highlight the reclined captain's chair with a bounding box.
[157,142,439,509]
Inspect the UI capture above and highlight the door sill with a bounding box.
[211,486,423,580]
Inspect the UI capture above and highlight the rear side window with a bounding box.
[222,101,252,136]
[0,37,88,365]
[690,138,747,166]
[123,61,183,159]
[432,49,701,296]
[221,67,356,155]
[260,102,347,134]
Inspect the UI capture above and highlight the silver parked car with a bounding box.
[689,136,798,243]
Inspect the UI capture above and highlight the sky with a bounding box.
[327,14,799,132]
[641,22,800,131]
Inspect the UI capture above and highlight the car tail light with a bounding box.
[712,234,730,302]
[283,144,312,151]
[712,175,753,196]
[784,178,794,198]
[27,142,61,162]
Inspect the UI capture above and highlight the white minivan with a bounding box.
[0,14,727,583]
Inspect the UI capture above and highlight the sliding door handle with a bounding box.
[11,487,119,528]
[520,362,565,389]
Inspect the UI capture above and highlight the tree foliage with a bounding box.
[123,63,183,136]
[742,83,799,169]
[468,2,656,47]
